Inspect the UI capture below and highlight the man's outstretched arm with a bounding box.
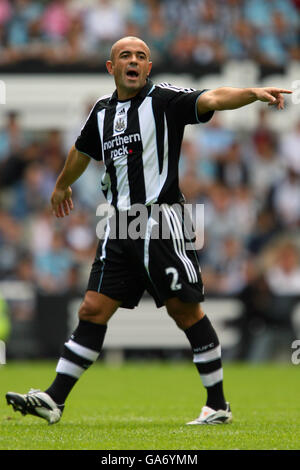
[51,145,91,218]
[197,87,292,114]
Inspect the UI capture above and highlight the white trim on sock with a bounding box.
[65,339,99,362]
[200,368,223,387]
[193,345,221,364]
[56,358,85,379]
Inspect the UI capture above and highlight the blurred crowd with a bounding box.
[0,0,299,69]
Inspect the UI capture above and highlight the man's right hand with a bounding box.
[51,186,74,218]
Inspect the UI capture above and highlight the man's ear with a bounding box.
[106,60,114,75]
[147,61,153,77]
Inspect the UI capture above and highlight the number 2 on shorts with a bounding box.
[165,267,182,291]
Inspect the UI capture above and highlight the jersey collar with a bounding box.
[109,79,154,104]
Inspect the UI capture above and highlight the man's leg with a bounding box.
[45,291,121,405]
[165,298,230,422]
[6,291,121,423]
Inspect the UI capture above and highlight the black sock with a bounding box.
[184,315,226,410]
[45,320,107,405]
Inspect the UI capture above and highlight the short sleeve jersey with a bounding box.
[75,79,214,210]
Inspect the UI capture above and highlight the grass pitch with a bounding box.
[0,361,299,450]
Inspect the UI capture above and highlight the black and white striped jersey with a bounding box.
[75,79,214,210]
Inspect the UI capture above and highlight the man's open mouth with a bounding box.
[126,69,139,78]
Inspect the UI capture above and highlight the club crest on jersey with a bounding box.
[114,117,126,133]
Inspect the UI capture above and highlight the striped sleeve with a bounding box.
[157,83,214,125]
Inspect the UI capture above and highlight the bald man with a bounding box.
[6,36,292,425]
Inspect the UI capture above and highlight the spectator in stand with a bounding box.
[12,252,35,284]
[220,0,243,30]
[11,162,51,219]
[252,108,277,152]
[272,11,298,54]
[26,15,46,61]
[0,141,42,188]
[195,114,236,161]
[179,139,199,179]
[193,0,226,65]
[225,19,257,61]
[271,164,300,228]
[7,0,42,50]
[144,9,174,65]
[127,0,150,32]
[208,236,248,295]
[34,231,74,293]
[6,3,27,48]
[0,0,11,26]
[247,208,278,255]
[169,32,198,65]
[280,120,300,176]
[65,211,96,264]
[0,210,23,277]
[0,111,24,164]
[248,137,284,203]
[83,0,126,58]
[27,207,54,257]
[231,185,257,240]
[215,142,249,189]
[36,130,66,197]
[237,260,279,361]
[179,169,202,206]
[71,158,105,210]
[292,0,300,11]
[44,15,92,65]
[65,262,84,295]
[204,183,238,246]
[256,11,296,66]
[162,0,200,36]
[199,0,221,40]
[266,241,300,296]
[243,0,273,29]
[43,129,65,174]
[273,0,299,27]
[0,23,10,65]
[41,0,72,43]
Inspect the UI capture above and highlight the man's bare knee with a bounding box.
[79,300,102,323]
[78,292,120,324]
[166,299,205,330]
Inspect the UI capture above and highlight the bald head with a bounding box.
[110,36,151,63]
[106,36,153,100]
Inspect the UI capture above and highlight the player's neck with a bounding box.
[116,83,146,101]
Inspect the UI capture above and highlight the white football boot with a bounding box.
[187,402,232,425]
[6,389,63,424]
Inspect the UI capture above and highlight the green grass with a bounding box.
[0,361,299,450]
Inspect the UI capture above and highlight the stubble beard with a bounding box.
[117,74,147,99]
